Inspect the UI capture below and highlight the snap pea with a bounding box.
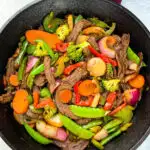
[15,40,28,66]
[83,120,103,129]
[18,56,27,81]
[107,125,119,134]
[75,15,83,24]
[24,123,52,145]
[60,115,94,139]
[70,105,106,118]
[91,139,104,150]
[40,87,51,98]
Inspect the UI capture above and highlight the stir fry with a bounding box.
[0,12,146,150]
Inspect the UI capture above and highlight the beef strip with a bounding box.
[6,57,15,82]
[54,138,89,150]
[66,19,92,42]
[0,92,14,103]
[55,67,88,120]
[20,73,28,89]
[120,83,131,91]
[26,109,42,119]
[87,36,99,51]
[76,118,92,125]
[115,34,130,80]
[34,74,47,87]
[44,56,56,93]
[113,92,123,109]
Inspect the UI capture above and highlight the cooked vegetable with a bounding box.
[26,30,62,49]
[24,123,53,145]
[106,63,113,78]
[91,93,101,107]
[91,139,104,150]
[27,94,33,104]
[56,42,69,52]
[83,120,103,129]
[29,104,43,114]
[60,115,94,139]
[58,89,72,103]
[12,89,29,114]
[67,14,74,31]
[18,57,27,80]
[76,35,89,44]
[75,15,83,24]
[123,89,140,106]
[56,24,70,40]
[36,120,68,141]
[9,74,19,86]
[105,22,116,35]
[102,79,120,92]
[87,57,106,77]
[98,36,116,58]
[83,27,105,35]
[40,87,51,98]
[33,90,39,108]
[67,41,90,62]
[128,74,145,88]
[70,105,106,118]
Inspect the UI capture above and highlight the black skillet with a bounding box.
[0,0,150,149]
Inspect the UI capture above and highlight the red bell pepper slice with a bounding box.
[56,43,69,52]
[88,46,118,66]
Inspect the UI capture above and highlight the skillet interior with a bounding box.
[0,0,150,149]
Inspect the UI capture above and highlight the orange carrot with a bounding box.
[128,74,145,88]
[58,90,72,103]
[109,102,127,116]
[33,91,39,108]
[25,30,62,49]
[9,74,19,86]
[67,14,73,31]
[12,89,29,114]
[78,80,97,96]
[106,36,117,47]
[36,98,55,109]
[83,27,105,35]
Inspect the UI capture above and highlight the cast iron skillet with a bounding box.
[0,0,150,149]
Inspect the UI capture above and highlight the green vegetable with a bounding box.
[103,119,122,131]
[24,123,52,145]
[29,104,43,114]
[40,87,51,98]
[27,64,44,89]
[102,79,120,92]
[70,105,106,118]
[114,105,133,124]
[127,47,146,66]
[15,40,28,66]
[18,56,27,81]
[103,116,112,124]
[56,24,70,40]
[106,63,113,78]
[105,22,116,35]
[27,94,33,104]
[107,125,119,134]
[89,17,109,28]
[43,12,64,33]
[60,115,94,139]
[91,139,104,150]
[26,44,36,55]
[75,15,83,24]
[100,96,106,106]
[83,120,103,129]
[67,41,90,62]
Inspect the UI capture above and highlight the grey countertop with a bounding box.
[0,0,150,149]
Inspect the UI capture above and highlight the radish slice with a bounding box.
[98,36,116,58]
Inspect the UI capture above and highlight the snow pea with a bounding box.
[40,87,51,98]
[83,120,103,129]
[18,56,27,81]
[60,115,94,139]
[75,15,83,24]
[91,139,104,150]
[24,123,52,145]
[70,105,106,118]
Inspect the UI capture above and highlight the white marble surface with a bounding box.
[0,0,150,149]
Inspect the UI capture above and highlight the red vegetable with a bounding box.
[77,96,93,106]
[33,91,39,108]
[56,43,69,52]
[123,89,140,106]
[64,62,85,75]
[26,56,39,73]
[104,92,117,110]
[88,46,117,66]
[74,81,82,104]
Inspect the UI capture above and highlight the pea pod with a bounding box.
[15,40,28,66]
[70,105,106,118]
[40,87,51,98]
[91,139,104,150]
[27,94,33,104]
[83,120,103,129]
[24,123,52,145]
[60,115,94,139]
[75,15,83,24]
[18,57,27,81]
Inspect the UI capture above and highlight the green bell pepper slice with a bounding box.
[60,115,94,139]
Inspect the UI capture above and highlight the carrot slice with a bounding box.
[33,91,39,108]
[78,80,97,96]
[58,90,72,103]
[128,74,145,88]
[12,89,29,114]
[25,30,62,49]
[9,74,19,86]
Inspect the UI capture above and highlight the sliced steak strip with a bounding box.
[44,56,56,93]
[76,118,92,125]
[0,92,14,103]
[66,19,92,42]
[34,74,47,87]
[87,36,99,51]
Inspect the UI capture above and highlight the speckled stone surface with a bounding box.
[0,0,150,149]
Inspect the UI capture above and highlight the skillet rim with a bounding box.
[0,0,150,149]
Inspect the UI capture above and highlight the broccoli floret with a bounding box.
[102,79,120,92]
[106,63,113,79]
[56,24,70,40]
[67,41,89,62]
